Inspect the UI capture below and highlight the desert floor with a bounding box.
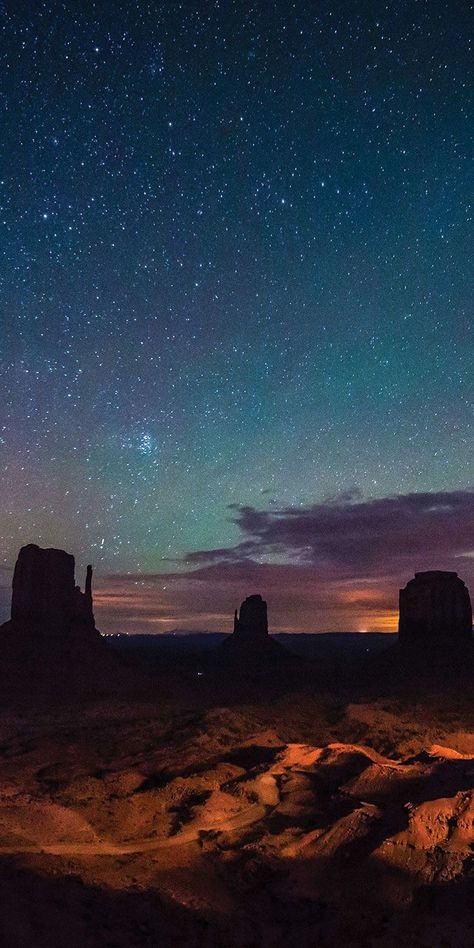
[0,641,474,947]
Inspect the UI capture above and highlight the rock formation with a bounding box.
[218,593,289,668]
[398,570,472,648]
[11,544,95,634]
[0,545,139,702]
[4,543,100,653]
[73,563,95,627]
[233,594,269,642]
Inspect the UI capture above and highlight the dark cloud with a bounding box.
[194,490,474,579]
[95,490,474,634]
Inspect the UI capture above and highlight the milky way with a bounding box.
[1,2,472,630]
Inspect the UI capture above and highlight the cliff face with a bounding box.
[399,571,472,648]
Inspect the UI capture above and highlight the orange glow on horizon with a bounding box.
[357,610,399,633]
[92,573,401,635]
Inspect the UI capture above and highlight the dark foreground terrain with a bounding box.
[1,633,474,948]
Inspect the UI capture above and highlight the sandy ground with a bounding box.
[0,657,474,947]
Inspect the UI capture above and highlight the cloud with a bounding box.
[191,489,474,579]
[93,489,474,635]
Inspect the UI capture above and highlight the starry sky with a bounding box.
[1,1,473,632]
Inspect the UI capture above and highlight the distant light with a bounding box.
[197,671,203,677]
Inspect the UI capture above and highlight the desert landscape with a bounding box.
[2,3,472,944]
[1,546,474,947]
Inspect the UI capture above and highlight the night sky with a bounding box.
[1,1,473,632]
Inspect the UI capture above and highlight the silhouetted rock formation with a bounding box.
[11,544,95,635]
[0,545,149,705]
[399,571,472,649]
[218,593,289,670]
[233,594,269,642]
[74,563,95,627]
[0,544,104,688]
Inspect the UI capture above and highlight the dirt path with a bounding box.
[0,802,267,857]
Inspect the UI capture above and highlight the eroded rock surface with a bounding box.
[1,703,474,947]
